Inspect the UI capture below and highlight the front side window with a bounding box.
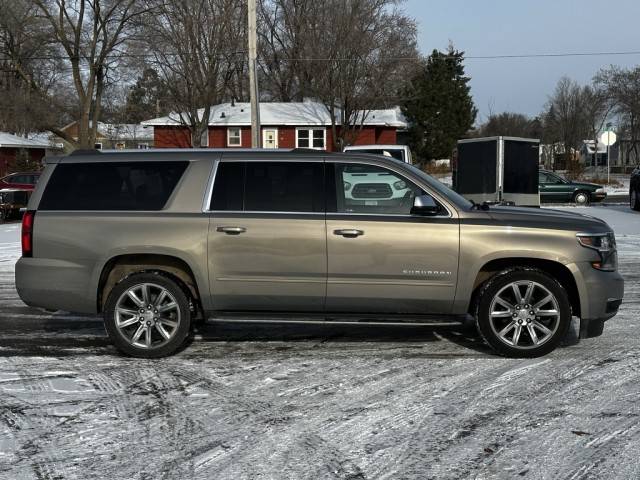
[211,161,324,213]
[331,163,437,216]
[296,128,325,150]
[227,127,241,147]
[39,161,188,210]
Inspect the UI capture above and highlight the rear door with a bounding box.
[207,159,327,311]
[325,160,460,314]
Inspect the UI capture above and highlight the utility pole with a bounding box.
[248,0,261,148]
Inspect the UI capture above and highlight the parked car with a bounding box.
[16,150,623,358]
[0,172,41,191]
[630,166,640,211]
[0,189,31,221]
[343,145,413,164]
[539,169,606,204]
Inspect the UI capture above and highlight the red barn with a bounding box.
[142,102,407,151]
[0,132,49,177]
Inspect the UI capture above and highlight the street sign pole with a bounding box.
[600,127,617,186]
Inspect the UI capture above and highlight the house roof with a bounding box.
[142,102,407,129]
[0,132,50,149]
[98,123,154,141]
[59,121,154,141]
[583,140,608,154]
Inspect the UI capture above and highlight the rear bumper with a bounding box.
[15,257,97,313]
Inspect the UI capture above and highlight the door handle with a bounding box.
[217,226,247,235]
[333,229,364,238]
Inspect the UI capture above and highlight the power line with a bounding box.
[1,49,640,63]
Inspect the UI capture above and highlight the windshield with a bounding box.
[390,159,474,209]
[352,148,404,162]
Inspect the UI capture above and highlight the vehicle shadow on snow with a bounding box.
[0,306,499,357]
[0,307,580,358]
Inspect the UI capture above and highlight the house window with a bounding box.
[227,127,242,147]
[296,128,325,150]
[137,143,149,149]
[94,143,102,150]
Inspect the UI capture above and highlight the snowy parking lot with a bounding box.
[0,206,639,479]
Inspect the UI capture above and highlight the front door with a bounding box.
[539,171,570,202]
[325,161,460,314]
[208,160,326,311]
[262,129,278,149]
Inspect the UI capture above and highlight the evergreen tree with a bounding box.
[402,46,477,163]
[123,68,168,123]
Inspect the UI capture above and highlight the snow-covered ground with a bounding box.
[0,209,639,479]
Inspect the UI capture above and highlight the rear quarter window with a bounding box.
[38,161,188,210]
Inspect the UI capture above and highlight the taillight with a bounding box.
[21,210,35,257]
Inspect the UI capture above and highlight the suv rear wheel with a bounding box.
[104,272,191,358]
[475,268,571,357]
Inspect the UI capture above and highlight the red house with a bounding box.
[142,101,407,151]
[0,132,49,177]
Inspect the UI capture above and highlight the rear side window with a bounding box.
[39,161,188,210]
[211,161,324,212]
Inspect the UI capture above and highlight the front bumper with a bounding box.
[591,192,607,202]
[567,261,624,338]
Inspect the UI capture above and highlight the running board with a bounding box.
[207,313,467,328]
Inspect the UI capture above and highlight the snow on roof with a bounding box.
[0,132,50,149]
[583,140,608,154]
[98,123,154,141]
[142,102,407,129]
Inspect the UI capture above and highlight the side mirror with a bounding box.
[411,194,440,216]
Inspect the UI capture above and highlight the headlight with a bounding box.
[595,188,605,194]
[393,180,407,190]
[577,232,617,271]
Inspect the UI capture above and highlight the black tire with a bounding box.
[104,272,191,358]
[475,268,572,358]
[573,190,590,205]
[631,188,640,212]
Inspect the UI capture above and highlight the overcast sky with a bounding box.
[404,0,640,123]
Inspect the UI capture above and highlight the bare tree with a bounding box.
[142,0,247,147]
[0,0,68,136]
[580,84,612,167]
[23,0,152,148]
[476,112,542,138]
[259,0,418,150]
[542,77,589,170]
[595,66,640,165]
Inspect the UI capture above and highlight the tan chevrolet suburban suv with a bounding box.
[15,149,624,358]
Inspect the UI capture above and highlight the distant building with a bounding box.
[142,101,407,151]
[0,132,50,177]
[56,122,155,150]
[580,140,608,167]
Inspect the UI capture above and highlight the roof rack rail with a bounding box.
[69,149,102,156]
[290,148,330,154]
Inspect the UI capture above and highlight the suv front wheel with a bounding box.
[475,268,571,357]
[104,272,191,358]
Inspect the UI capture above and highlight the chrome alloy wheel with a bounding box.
[114,283,181,349]
[488,280,560,349]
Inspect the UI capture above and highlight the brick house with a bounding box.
[0,132,50,177]
[142,101,407,151]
